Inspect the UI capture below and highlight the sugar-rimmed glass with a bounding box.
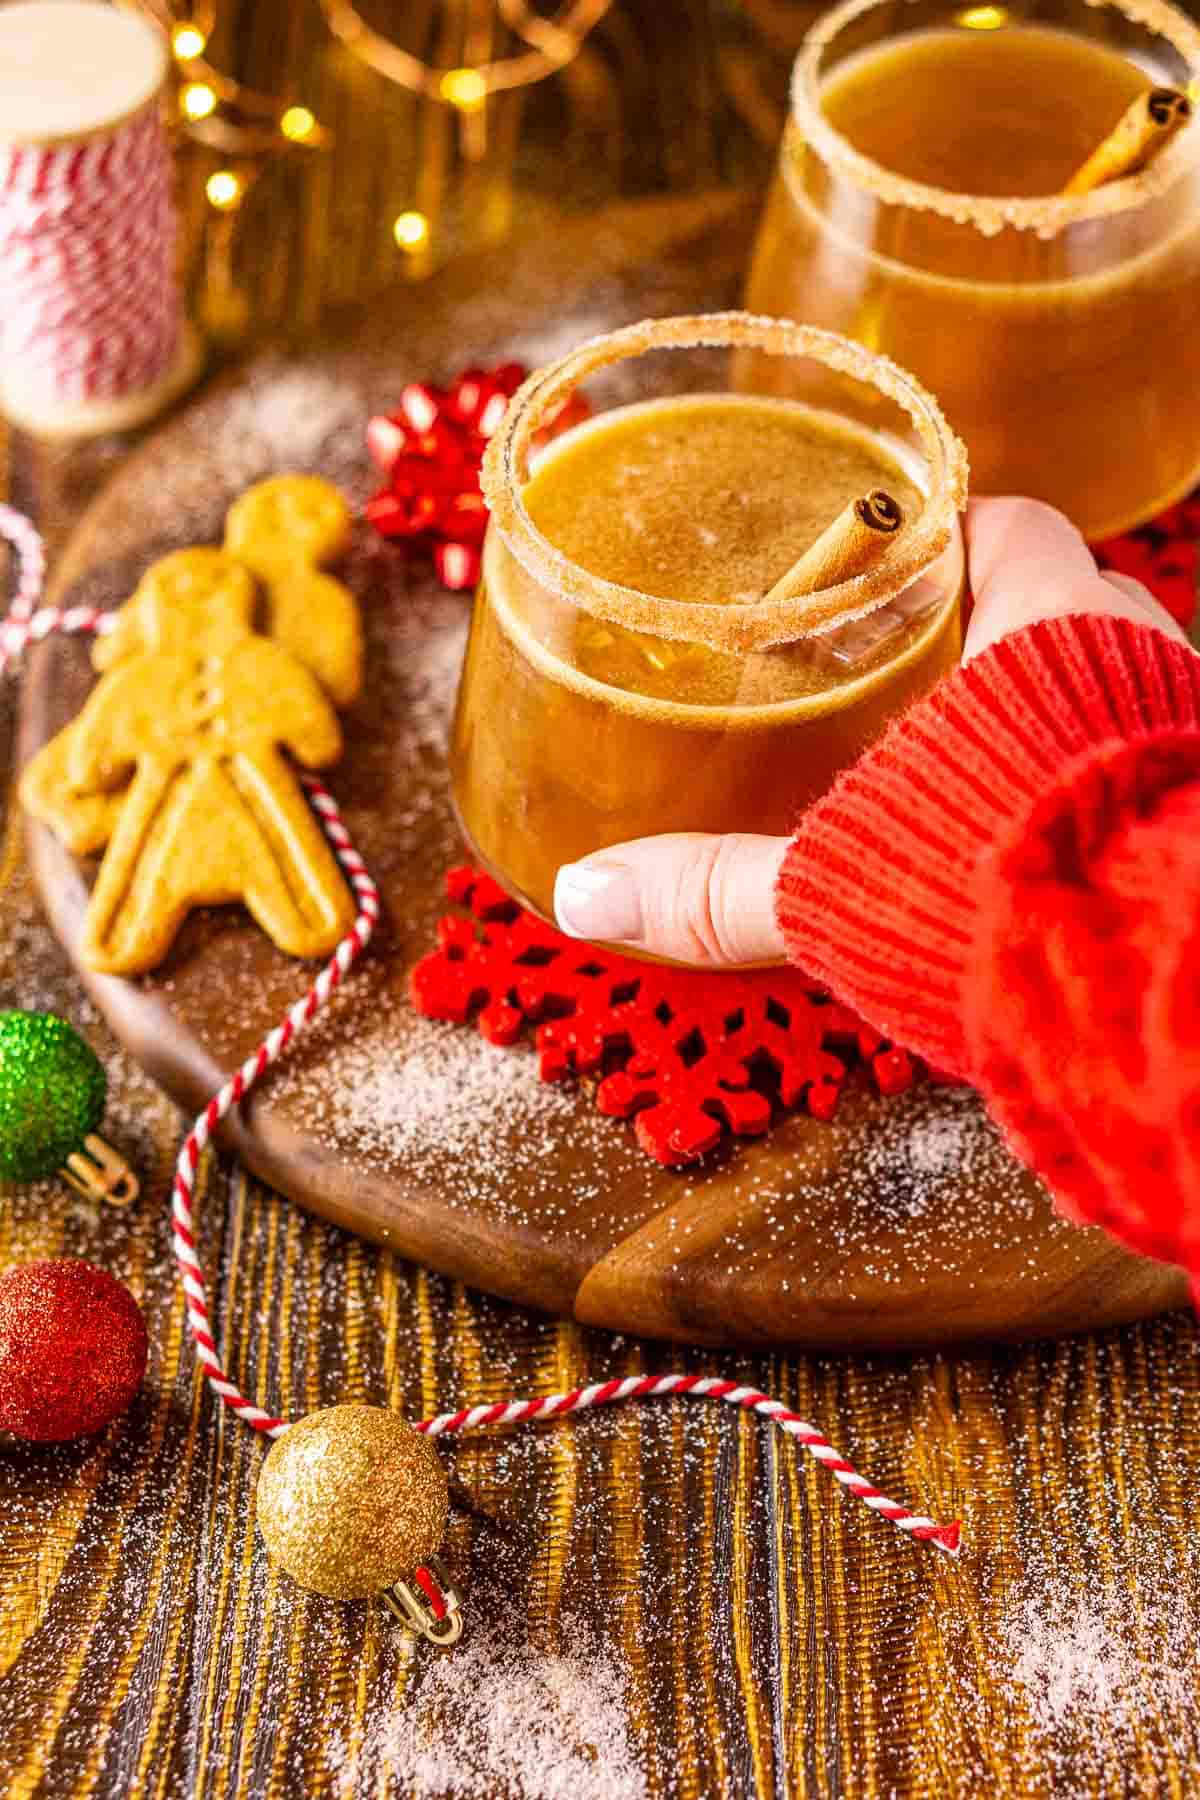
[744,0,1200,541]
[449,311,967,949]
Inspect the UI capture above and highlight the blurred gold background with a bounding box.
[164,0,804,336]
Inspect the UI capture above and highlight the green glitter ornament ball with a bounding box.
[0,1011,107,1184]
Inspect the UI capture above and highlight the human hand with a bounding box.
[552,496,1191,965]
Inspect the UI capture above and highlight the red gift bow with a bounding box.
[364,362,588,591]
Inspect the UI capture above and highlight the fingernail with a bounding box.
[554,860,643,943]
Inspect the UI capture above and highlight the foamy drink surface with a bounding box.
[511,395,925,709]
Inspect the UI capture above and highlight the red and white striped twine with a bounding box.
[0,503,45,625]
[0,102,182,408]
[0,506,962,1562]
[421,1380,960,1551]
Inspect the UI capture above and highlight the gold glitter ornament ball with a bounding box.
[256,1404,449,1599]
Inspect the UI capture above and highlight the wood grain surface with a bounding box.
[17,192,1188,1352]
[2,6,1199,1795]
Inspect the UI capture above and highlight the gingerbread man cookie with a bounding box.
[20,724,125,856]
[22,550,243,853]
[24,470,362,845]
[91,547,241,671]
[23,551,356,976]
[224,475,363,707]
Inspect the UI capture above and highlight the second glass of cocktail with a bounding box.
[450,313,967,956]
[743,0,1200,541]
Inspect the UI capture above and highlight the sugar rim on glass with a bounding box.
[481,311,968,653]
[790,0,1200,237]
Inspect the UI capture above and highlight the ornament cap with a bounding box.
[61,1132,139,1207]
[383,1554,465,1646]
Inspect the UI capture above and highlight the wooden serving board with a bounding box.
[18,191,1188,1349]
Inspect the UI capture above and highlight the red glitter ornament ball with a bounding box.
[0,1259,148,1441]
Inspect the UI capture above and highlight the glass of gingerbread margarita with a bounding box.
[449,313,967,949]
[743,0,1200,540]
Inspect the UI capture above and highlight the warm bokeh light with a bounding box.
[182,82,218,121]
[439,67,487,111]
[955,5,1009,26]
[206,169,243,210]
[393,210,430,250]
[280,105,317,142]
[172,23,208,60]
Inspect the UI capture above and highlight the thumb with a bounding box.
[554,833,788,967]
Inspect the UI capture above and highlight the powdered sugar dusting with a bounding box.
[268,991,660,1245]
[331,1597,648,1800]
[220,368,362,473]
[1003,1577,1195,1734]
[934,1528,1200,1797]
[903,1109,974,1181]
[844,1083,1047,1240]
[299,1014,578,1166]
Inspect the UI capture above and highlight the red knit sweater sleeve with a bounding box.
[775,613,1200,1272]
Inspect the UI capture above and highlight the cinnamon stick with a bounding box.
[762,489,904,604]
[1063,86,1192,196]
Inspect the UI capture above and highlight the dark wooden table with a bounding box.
[2,6,1199,1796]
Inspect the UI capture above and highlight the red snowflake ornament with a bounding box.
[409,868,916,1167]
[1094,490,1200,629]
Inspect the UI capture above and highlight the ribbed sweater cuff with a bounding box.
[775,614,1200,1075]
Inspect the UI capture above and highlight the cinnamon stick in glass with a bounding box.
[1063,86,1192,196]
[762,489,904,604]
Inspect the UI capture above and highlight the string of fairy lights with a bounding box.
[115,0,1200,259]
[126,0,612,252]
